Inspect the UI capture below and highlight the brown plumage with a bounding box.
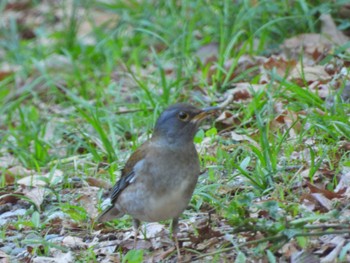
[97,103,218,258]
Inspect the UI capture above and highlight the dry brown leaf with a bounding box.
[226,83,266,102]
[17,170,63,187]
[0,156,17,169]
[0,250,10,263]
[306,181,345,199]
[5,2,31,11]
[310,193,332,211]
[0,70,13,81]
[93,240,119,257]
[300,194,316,211]
[61,236,86,249]
[2,173,15,185]
[3,166,34,185]
[335,171,350,198]
[263,55,297,77]
[140,222,167,239]
[282,33,332,61]
[6,166,33,177]
[288,65,331,85]
[320,14,349,46]
[86,177,112,189]
[291,251,320,263]
[76,187,100,219]
[215,110,242,130]
[32,251,74,263]
[272,110,301,138]
[36,54,72,71]
[208,55,265,83]
[279,242,299,258]
[190,219,222,244]
[320,236,346,263]
[23,187,47,210]
[0,190,22,205]
[195,42,219,65]
[309,82,331,99]
[78,11,119,38]
[340,142,350,152]
[231,131,260,148]
[121,239,152,250]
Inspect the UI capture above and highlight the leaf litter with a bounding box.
[0,2,350,263]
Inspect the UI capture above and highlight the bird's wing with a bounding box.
[109,170,135,203]
[109,140,149,203]
[97,141,150,223]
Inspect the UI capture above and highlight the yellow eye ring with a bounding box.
[178,111,189,121]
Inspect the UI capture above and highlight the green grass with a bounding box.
[1,0,350,262]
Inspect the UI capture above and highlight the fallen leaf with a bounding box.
[17,170,63,187]
[320,14,349,47]
[226,83,266,102]
[335,171,350,199]
[23,187,47,211]
[208,55,265,83]
[92,239,119,257]
[231,131,260,149]
[121,239,152,250]
[214,110,242,130]
[86,177,112,189]
[0,250,10,263]
[272,110,300,138]
[61,236,86,249]
[309,82,331,99]
[279,241,299,258]
[288,65,331,85]
[300,194,316,211]
[78,11,119,37]
[310,193,332,211]
[7,165,33,176]
[321,236,346,263]
[0,71,13,81]
[282,33,332,62]
[195,42,219,65]
[263,55,297,77]
[306,181,345,199]
[140,222,167,239]
[77,188,99,219]
[32,251,74,263]
[291,251,320,263]
[0,156,17,169]
[0,190,22,205]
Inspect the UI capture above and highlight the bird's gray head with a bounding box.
[152,103,216,146]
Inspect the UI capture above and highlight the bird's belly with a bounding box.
[145,187,190,221]
[118,178,196,222]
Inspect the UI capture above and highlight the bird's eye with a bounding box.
[178,111,189,121]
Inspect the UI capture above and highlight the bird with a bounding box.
[97,103,218,258]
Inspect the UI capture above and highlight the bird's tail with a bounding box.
[96,206,124,223]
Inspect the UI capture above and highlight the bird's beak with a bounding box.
[191,106,220,123]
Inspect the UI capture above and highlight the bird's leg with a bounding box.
[133,218,140,249]
[172,218,181,259]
